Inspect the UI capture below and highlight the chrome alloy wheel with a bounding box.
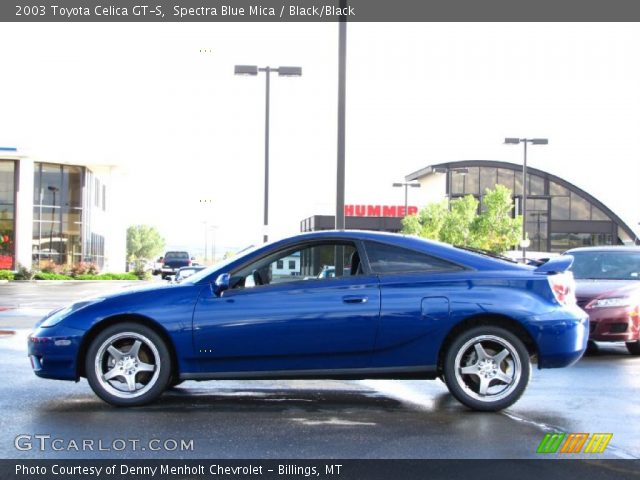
[94,332,160,399]
[453,334,522,403]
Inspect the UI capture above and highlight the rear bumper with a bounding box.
[586,307,640,342]
[525,306,589,369]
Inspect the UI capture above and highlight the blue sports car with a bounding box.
[28,231,588,411]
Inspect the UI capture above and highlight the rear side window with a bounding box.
[364,241,463,274]
[165,251,189,260]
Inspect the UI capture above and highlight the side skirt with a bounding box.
[180,365,438,381]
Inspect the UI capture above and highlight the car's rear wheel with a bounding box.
[626,340,640,356]
[443,326,531,411]
[85,323,171,406]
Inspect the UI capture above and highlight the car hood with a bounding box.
[574,279,640,300]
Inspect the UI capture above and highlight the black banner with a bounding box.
[2,460,640,480]
[3,0,640,22]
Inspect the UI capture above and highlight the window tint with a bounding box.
[365,241,462,274]
[230,242,360,289]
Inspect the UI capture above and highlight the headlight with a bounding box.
[39,299,104,327]
[586,297,632,309]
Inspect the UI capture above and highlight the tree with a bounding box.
[440,195,479,247]
[126,225,166,263]
[473,184,523,253]
[401,185,522,254]
[401,201,448,240]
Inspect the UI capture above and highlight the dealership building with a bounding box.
[0,147,126,272]
[302,160,637,252]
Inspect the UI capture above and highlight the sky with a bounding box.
[1,22,639,254]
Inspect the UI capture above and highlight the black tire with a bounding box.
[626,340,640,356]
[585,340,600,356]
[168,377,185,388]
[85,322,171,407]
[443,326,531,412]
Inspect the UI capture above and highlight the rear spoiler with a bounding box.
[534,255,573,274]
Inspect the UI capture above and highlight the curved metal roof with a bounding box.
[406,160,637,244]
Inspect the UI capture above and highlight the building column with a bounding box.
[15,158,34,270]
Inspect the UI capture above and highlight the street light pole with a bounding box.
[263,67,270,244]
[392,182,420,216]
[235,65,302,243]
[504,137,549,259]
[523,139,527,256]
[203,221,208,264]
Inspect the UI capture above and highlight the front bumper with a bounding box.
[28,325,85,381]
[586,306,640,342]
[526,306,589,369]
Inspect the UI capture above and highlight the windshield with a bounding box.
[570,251,640,280]
[165,251,189,259]
[181,245,258,284]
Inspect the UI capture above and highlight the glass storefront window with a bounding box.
[550,233,613,252]
[0,161,16,270]
[514,172,523,195]
[570,192,591,220]
[591,205,609,221]
[33,163,84,267]
[497,168,514,191]
[550,181,570,196]
[480,167,497,194]
[464,167,480,195]
[528,175,545,196]
[451,170,464,195]
[551,196,570,220]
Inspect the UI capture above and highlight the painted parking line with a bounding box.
[0,307,51,317]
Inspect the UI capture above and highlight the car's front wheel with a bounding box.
[85,323,171,406]
[443,326,531,411]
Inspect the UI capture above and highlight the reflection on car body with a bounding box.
[28,231,587,411]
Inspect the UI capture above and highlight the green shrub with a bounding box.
[0,270,14,280]
[34,272,73,280]
[14,264,34,280]
[70,262,99,277]
[133,260,151,280]
[76,273,138,280]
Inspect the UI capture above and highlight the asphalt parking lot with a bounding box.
[1,281,639,462]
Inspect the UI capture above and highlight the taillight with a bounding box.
[187,259,192,266]
[547,272,576,306]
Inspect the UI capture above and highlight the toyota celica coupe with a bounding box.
[29,231,588,411]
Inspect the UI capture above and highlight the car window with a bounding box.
[230,242,360,289]
[364,241,463,274]
[165,251,189,260]
[569,251,640,280]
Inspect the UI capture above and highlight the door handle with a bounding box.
[342,295,368,304]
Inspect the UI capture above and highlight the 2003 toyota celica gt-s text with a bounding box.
[28,231,588,411]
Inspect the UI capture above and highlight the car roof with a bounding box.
[565,246,640,254]
[265,230,527,271]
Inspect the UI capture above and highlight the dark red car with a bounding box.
[565,246,640,355]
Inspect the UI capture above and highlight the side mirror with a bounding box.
[214,273,230,296]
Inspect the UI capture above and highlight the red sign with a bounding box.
[345,204,418,218]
